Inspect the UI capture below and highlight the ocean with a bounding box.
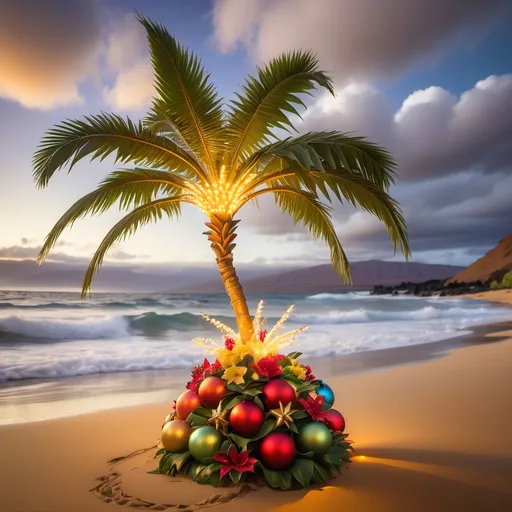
[1,289,512,383]
[1,289,512,424]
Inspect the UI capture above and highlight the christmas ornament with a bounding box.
[153,299,353,490]
[176,390,202,420]
[188,426,222,462]
[297,421,332,456]
[259,432,296,470]
[324,409,345,433]
[229,400,264,437]
[207,402,229,431]
[161,420,192,452]
[269,401,296,428]
[163,413,174,425]
[316,381,334,410]
[262,379,296,409]
[198,376,227,408]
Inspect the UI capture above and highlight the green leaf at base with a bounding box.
[290,458,314,488]
[259,464,293,490]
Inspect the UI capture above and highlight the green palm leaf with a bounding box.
[225,51,334,169]
[139,16,224,174]
[247,169,409,257]
[240,131,398,190]
[37,169,190,263]
[81,197,183,297]
[242,187,350,281]
[33,113,205,187]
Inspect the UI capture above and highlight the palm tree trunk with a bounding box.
[204,216,254,343]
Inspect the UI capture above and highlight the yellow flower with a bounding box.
[291,366,306,380]
[216,348,239,369]
[232,342,253,359]
[222,365,247,385]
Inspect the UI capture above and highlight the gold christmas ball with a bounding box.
[161,420,192,452]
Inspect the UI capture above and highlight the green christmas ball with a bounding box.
[188,426,222,462]
[297,421,332,456]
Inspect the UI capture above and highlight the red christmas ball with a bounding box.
[260,432,296,470]
[262,379,296,409]
[176,390,201,421]
[229,401,264,438]
[198,376,227,408]
[324,409,345,433]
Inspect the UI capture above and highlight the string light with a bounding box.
[192,302,309,365]
[188,169,255,216]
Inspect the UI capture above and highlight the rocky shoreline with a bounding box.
[370,279,489,297]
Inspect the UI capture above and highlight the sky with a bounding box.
[1,0,512,274]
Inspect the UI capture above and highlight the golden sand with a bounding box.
[1,291,511,511]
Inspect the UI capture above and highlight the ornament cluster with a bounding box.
[153,302,352,490]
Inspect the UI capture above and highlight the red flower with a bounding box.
[298,394,326,421]
[187,358,221,391]
[303,365,316,382]
[258,329,267,342]
[250,356,283,378]
[186,375,202,392]
[224,337,236,350]
[213,445,258,480]
[207,359,222,374]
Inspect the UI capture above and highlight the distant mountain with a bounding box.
[181,260,465,294]
[447,234,512,284]
[0,259,295,292]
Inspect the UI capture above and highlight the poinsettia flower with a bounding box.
[250,356,283,378]
[298,394,327,421]
[222,364,247,385]
[213,445,258,480]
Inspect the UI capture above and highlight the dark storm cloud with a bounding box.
[0,0,101,108]
[302,75,512,181]
[213,0,509,81]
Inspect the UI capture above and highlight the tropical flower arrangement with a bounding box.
[152,301,352,490]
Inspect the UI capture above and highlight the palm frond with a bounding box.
[240,131,398,190]
[81,196,183,297]
[33,113,206,187]
[37,169,190,262]
[139,16,224,174]
[225,51,334,170]
[241,187,350,282]
[248,170,409,258]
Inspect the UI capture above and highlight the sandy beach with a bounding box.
[1,291,512,512]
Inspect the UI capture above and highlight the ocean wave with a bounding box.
[0,315,131,340]
[0,311,235,341]
[295,306,502,324]
[0,347,201,382]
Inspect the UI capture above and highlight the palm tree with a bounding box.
[33,16,409,344]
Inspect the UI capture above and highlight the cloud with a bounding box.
[242,74,512,262]
[102,14,154,111]
[212,0,508,81]
[302,74,512,180]
[0,245,147,264]
[0,0,102,109]
[103,59,154,111]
